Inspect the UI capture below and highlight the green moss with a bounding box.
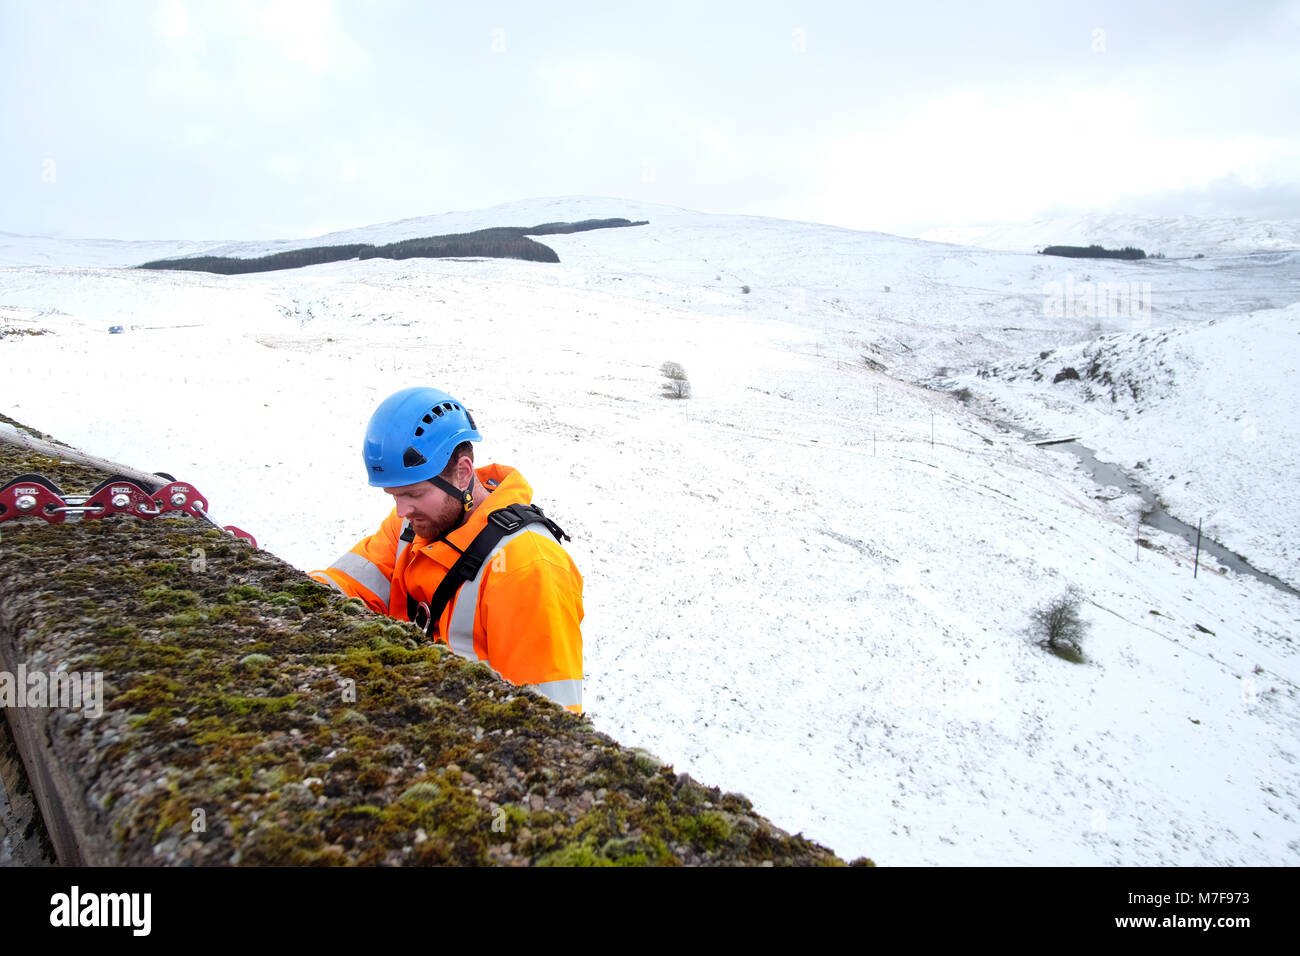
[631,749,664,776]
[372,644,424,665]
[255,766,291,790]
[719,792,753,813]
[283,578,331,612]
[399,782,443,804]
[597,836,661,866]
[356,766,389,789]
[475,696,533,731]
[536,842,618,867]
[239,823,332,866]
[219,693,299,716]
[349,620,389,642]
[224,583,268,602]
[460,660,498,683]
[55,567,101,587]
[681,810,732,851]
[112,673,184,712]
[0,449,850,867]
[496,805,529,835]
[336,804,382,819]
[148,782,193,842]
[140,586,200,610]
[164,610,205,627]
[208,603,258,623]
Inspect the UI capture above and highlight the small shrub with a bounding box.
[1030,587,1089,663]
[660,360,691,399]
[740,284,751,294]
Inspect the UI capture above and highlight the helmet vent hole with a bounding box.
[414,426,424,436]
[402,447,428,468]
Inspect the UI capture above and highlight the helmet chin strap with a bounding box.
[428,474,475,518]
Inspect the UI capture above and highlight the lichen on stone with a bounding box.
[0,418,858,866]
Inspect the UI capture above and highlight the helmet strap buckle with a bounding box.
[428,474,476,514]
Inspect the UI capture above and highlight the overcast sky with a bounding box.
[3,0,1298,241]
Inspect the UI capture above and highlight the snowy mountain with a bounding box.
[919,213,1300,258]
[1,198,1297,865]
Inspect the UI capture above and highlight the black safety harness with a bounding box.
[405,501,570,639]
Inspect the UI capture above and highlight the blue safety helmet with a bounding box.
[362,387,481,487]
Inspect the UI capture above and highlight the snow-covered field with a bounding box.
[1,197,1297,865]
[920,212,1300,258]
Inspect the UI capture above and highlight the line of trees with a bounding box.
[1039,244,1147,260]
[525,218,648,235]
[138,219,649,275]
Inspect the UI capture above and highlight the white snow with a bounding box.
[1,197,1297,865]
[919,213,1300,258]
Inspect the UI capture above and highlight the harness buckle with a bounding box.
[488,507,525,532]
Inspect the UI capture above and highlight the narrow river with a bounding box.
[1036,437,1300,599]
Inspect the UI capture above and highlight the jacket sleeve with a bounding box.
[478,541,585,714]
[309,508,402,615]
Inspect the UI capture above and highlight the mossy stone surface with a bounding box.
[1,419,857,866]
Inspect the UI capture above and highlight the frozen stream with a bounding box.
[1039,438,1300,599]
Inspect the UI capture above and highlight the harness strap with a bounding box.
[406,503,568,639]
[396,519,414,562]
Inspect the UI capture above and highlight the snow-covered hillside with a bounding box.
[920,213,1300,258]
[1,198,1297,865]
[966,305,1300,586]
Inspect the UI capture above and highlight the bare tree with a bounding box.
[660,361,691,399]
[1030,586,1089,663]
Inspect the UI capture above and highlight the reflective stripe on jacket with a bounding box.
[311,464,584,712]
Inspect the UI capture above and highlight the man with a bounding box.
[310,387,584,713]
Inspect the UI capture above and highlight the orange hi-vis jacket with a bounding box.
[310,464,584,712]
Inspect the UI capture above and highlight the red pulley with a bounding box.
[150,481,211,520]
[0,474,68,524]
[222,525,257,547]
[81,479,155,519]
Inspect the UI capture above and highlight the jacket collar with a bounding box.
[429,463,533,555]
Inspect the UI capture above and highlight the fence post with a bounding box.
[1194,518,1202,578]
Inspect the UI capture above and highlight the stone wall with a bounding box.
[0,419,858,866]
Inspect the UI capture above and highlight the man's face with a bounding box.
[385,479,461,541]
